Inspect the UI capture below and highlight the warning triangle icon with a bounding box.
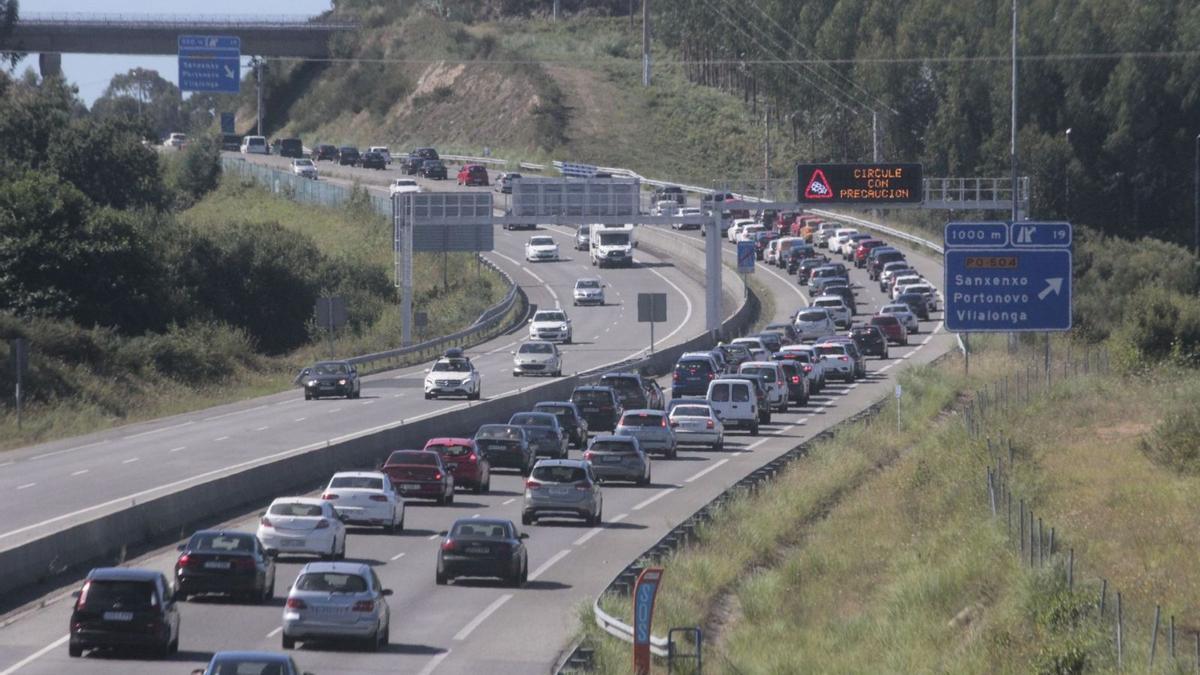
[804,169,833,200]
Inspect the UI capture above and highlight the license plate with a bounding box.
[314,606,349,615]
[103,611,133,622]
[401,483,421,490]
[282,539,304,548]
[602,455,623,463]
[203,561,231,570]
[465,546,489,555]
[487,444,507,451]
[550,487,569,496]
[583,407,599,413]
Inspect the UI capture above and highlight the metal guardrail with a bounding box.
[441,154,508,168]
[519,161,547,172]
[17,13,353,27]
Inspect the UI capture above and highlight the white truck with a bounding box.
[589,224,635,268]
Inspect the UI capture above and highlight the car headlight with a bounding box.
[338,379,347,385]
[307,379,318,386]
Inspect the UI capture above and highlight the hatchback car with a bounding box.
[358,151,387,169]
[522,459,603,525]
[584,434,651,484]
[849,324,889,359]
[570,385,623,432]
[615,409,677,458]
[573,278,606,305]
[574,224,590,250]
[389,178,422,196]
[879,303,920,334]
[420,159,448,179]
[533,400,590,449]
[473,424,536,475]
[257,498,347,560]
[667,402,724,449]
[870,314,909,346]
[525,235,561,262]
[69,568,180,658]
[673,355,719,397]
[380,450,456,504]
[437,519,528,586]
[528,309,572,343]
[282,562,391,651]
[777,359,811,405]
[424,438,490,493]
[512,340,562,377]
[794,307,837,342]
[813,342,856,381]
[199,651,311,675]
[895,292,932,320]
[322,471,405,531]
[457,163,490,186]
[508,411,569,459]
[738,361,790,413]
[175,530,276,603]
[312,144,338,161]
[299,361,361,400]
[498,171,522,194]
[776,345,826,394]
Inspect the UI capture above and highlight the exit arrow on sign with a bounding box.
[1038,278,1063,300]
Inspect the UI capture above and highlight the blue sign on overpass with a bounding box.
[736,241,755,274]
[178,35,241,94]
[944,221,1072,332]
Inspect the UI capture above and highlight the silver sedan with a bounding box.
[615,409,677,459]
[281,562,391,651]
[667,403,724,450]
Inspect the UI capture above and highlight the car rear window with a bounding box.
[476,426,523,440]
[510,413,554,427]
[798,311,829,322]
[330,476,384,490]
[815,299,843,308]
[815,345,846,356]
[732,384,751,402]
[189,533,254,552]
[531,466,587,483]
[590,440,638,454]
[295,573,367,593]
[671,405,712,417]
[620,413,664,427]
[572,390,613,405]
[387,451,437,465]
[269,502,324,517]
[427,443,473,457]
[81,580,155,609]
[676,360,712,374]
[871,316,900,326]
[210,660,293,675]
[452,521,510,538]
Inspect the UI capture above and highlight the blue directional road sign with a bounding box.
[944,221,1072,332]
[736,241,756,274]
[178,36,241,94]
[220,112,235,134]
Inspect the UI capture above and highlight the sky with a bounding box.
[13,0,333,105]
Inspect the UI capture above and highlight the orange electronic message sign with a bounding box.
[796,163,923,204]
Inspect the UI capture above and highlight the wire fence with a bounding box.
[969,345,1200,672]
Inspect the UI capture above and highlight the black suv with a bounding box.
[672,356,718,397]
[533,401,590,449]
[337,146,360,166]
[420,159,448,180]
[848,324,888,359]
[313,144,338,161]
[403,147,440,174]
[277,137,303,158]
[653,185,685,205]
[869,249,906,280]
[359,150,387,169]
[570,385,623,432]
[69,567,181,658]
[599,372,653,411]
[174,529,276,602]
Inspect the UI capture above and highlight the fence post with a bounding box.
[1117,592,1124,671]
[1171,615,1176,660]
[1029,511,1036,568]
[1049,527,1056,558]
[1037,517,1044,567]
[1151,605,1161,668]
[987,468,996,516]
[1006,487,1012,536]
[1100,579,1108,616]
[1008,437,1014,464]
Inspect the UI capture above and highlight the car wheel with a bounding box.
[364,629,380,653]
[713,437,724,451]
[424,392,433,400]
[381,622,390,647]
[521,512,534,526]
[436,566,449,585]
[68,643,83,658]
[903,337,909,346]
[779,400,789,413]
[564,335,572,345]
[262,579,273,602]
[445,491,455,505]
[666,445,677,460]
[304,392,312,401]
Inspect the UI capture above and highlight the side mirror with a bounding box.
[510,350,516,355]
[438,530,449,537]
[301,368,311,377]
[176,543,186,551]
[424,368,431,374]
[71,590,82,599]
[381,589,394,597]
[519,532,530,540]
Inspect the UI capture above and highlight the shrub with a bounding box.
[1139,393,1200,474]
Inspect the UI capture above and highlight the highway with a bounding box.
[0,155,955,674]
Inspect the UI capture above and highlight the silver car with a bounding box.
[522,459,603,525]
[573,278,606,306]
[512,341,562,377]
[615,409,677,459]
[281,562,391,651]
[793,308,837,342]
[584,435,651,485]
[667,402,724,450]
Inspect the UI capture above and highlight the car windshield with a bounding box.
[295,160,313,167]
[591,440,638,454]
[534,312,565,322]
[312,363,348,376]
[530,237,555,246]
[621,413,664,427]
[209,659,292,675]
[330,476,384,490]
[269,502,324,517]
[520,343,553,354]
[428,443,473,457]
[798,310,829,322]
[598,233,628,245]
[576,280,600,289]
[510,413,554,427]
[81,580,154,609]
[432,360,470,372]
[387,451,437,465]
[394,179,417,187]
[535,404,571,418]
[476,426,524,440]
[189,533,254,552]
[531,466,587,483]
[452,522,511,538]
[671,405,712,418]
[295,573,367,593]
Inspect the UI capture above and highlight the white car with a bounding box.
[899,282,939,311]
[512,340,563,377]
[368,146,392,164]
[827,228,859,253]
[667,402,724,450]
[240,135,268,155]
[291,159,318,179]
[727,218,757,243]
[812,296,851,329]
[257,498,347,559]
[738,361,789,412]
[389,178,422,196]
[672,206,703,231]
[525,235,560,262]
[879,262,913,290]
[164,132,187,148]
[737,224,765,243]
[322,472,404,532]
[528,309,572,343]
[879,303,920,334]
[793,307,837,342]
[573,278,605,306]
[423,349,481,400]
[891,274,925,300]
[813,342,856,381]
[653,200,677,216]
[730,336,770,355]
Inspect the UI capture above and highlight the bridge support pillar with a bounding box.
[38,53,62,79]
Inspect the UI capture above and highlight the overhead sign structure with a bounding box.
[736,241,756,274]
[396,192,495,253]
[632,567,664,675]
[944,221,1073,333]
[796,163,923,205]
[178,35,241,94]
[510,177,640,219]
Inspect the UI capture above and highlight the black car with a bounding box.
[532,401,590,449]
[299,361,361,400]
[174,530,276,603]
[672,356,718,397]
[313,144,338,161]
[473,424,535,475]
[508,412,568,459]
[337,146,360,166]
[403,147,440,174]
[437,518,528,587]
[69,567,181,658]
[220,134,242,152]
[823,284,857,315]
[848,324,889,359]
[652,185,685,205]
[754,331,786,354]
[570,385,623,432]
[420,159,448,179]
[764,322,799,344]
[359,150,387,169]
[777,359,810,405]
[277,138,303,159]
[868,249,905,280]
[599,372,651,410]
[796,256,830,284]
[895,292,931,320]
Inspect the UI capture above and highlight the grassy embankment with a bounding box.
[0,177,510,451]
[576,333,1200,674]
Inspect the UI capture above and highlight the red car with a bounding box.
[381,450,455,505]
[869,315,909,345]
[457,164,490,186]
[854,239,886,267]
[423,437,491,494]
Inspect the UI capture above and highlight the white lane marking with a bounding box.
[609,513,629,523]
[0,634,69,675]
[902,353,914,359]
[501,498,515,505]
[572,526,604,546]
[31,439,107,461]
[16,482,36,490]
[732,452,743,456]
[453,594,514,641]
[0,460,13,467]
[392,394,403,398]
[878,363,896,372]
[684,459,729,483]
[632,488,674,511]
[123,420,194,440]
[528,549,571,581]
[427,533,441,540]
[328,408,343,414]
[70,469,89,477]
[417,650,453,675]
[490,250,559,302]
[214,436,230,442]
[362,400,377,406]
[204,404,268,422]
[121,457,139,465]
[266,626,282,638]
[471,513,481,519]
[293,417,307,422]
[391,552,407,561]
[169,446,187,453]
[254,426,270,432]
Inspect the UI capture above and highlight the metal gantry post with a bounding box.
[705,208,723,336]
[393,194,414,347]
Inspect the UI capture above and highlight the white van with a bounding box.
[737,361,789,413]
[240,135,268,155]
[706,379,759,435]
